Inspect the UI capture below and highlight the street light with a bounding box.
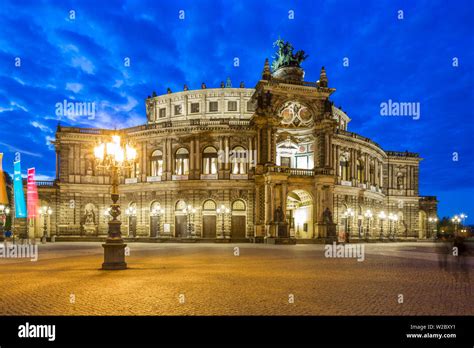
[451,215,461,237]
[94,134,137,270]
[150,205,165,237]
[216,204,230,239]
[388,213,398,240]
[343,208,355,243]
[428,216,438,239]
[378,211,386,240]
[364,210,373,240]
[39,205,53,244]
[182,204,197,238]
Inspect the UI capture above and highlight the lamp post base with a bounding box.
[102,242,127,270]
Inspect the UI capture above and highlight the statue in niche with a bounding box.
[397,175,404,190]
[82,203,98,235]
[322,207,333,224]
[274,205,283,223]
[84,204,96,225]
[86,157,93,176]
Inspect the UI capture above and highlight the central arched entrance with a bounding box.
[286,190,313,238]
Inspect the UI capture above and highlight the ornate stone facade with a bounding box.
[35,47,437,242]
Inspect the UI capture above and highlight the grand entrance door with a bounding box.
[175,215,187,238]
[150,216,158,237]
[231,200,247,240]
[286,190,313,238]
[128,216,137,237]
[231,216,246,239]
[202,215,216,238]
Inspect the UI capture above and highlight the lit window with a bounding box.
[231,146,247,174]
[202,146,218,175]
[340,158,349,181]
[151,150,163,177]
[357,160,364,182]
[175,148,189,175]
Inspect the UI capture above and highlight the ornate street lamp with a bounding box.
[216,205,230,239]
[94,135,137,270]
[388,213,398,240]
[39,206,53,244]
[364,209,373,240]
[182,204,197,238]
[378,211,386,240]
[428,216,438,239]
[150,205,165,237]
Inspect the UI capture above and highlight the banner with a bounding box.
[27,168,39,218]
[13,154,27,218]
[0,153,8,205]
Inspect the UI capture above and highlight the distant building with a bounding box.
[33,43,437,242]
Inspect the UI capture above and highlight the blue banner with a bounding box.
[13,156,27,218]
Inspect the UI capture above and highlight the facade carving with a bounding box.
[34,46,437,242]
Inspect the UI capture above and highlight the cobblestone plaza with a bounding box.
[0,242,471,316]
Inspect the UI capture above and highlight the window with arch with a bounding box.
[231,146,247,174]
[175,148,189,175]
[357,159,364,182]
[175,200,187,211]
[150,149,163,177]
[202,146,218,175]
[339,156,349,181]
[232,199,246,212]
[202,199,217,212]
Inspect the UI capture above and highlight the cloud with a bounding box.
[0,141,42,158]
[65,83,83,93]
[30,121,53,133]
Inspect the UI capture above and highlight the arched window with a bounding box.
[202,146,218,175]
[232,199,246,212]
[150,150,163,177]
[231,146,247,174]
[175,200,187,211]
[339,157,349,181]
[202,199,217,212]
[175,148,189,175]
[357,160,364,182]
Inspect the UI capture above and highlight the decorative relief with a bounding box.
[278,101,313,127]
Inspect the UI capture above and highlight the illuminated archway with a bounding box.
[286,190,313,238]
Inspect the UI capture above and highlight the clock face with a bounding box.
[279,102,312,127]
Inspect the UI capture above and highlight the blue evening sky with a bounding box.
[0,0,472,221]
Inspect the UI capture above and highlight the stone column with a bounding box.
[195,138,200,176]
[166,138,172,180]
[248,137,253,169]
